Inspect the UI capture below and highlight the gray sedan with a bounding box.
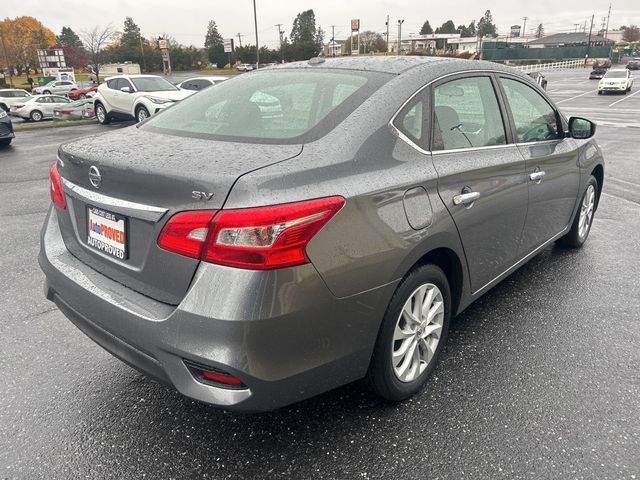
[32,80,78,95]
[39,57,604,411]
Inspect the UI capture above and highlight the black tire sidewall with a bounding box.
[368,264,452,401]
[136,106,149,123]
[95,104,108,124]
[561,175,598,248]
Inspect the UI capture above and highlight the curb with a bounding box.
[13,119,98,132]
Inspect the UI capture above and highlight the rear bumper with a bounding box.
[39,206,393,411]
[0,118,13,139]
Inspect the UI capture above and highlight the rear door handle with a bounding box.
[453,191,481,206]
[529,171,546,183]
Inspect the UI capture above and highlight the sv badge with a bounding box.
[191,191,214,201]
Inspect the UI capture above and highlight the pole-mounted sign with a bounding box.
[351,19,360,56]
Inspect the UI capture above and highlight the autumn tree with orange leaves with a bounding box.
[0,16,56,74]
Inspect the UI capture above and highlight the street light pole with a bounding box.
[139,34,147,72]
[585,14,594,66]
[276,24,284,63]
[252,0,259,68]
[397,19,404,55]
[385,15,390,55]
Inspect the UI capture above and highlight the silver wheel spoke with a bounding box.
[403,303,421,326]
[394,324,413,341]
[426,300,444,325]
[421,323,442,339]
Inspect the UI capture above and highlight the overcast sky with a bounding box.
[5,0,639,48]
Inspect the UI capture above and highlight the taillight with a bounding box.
[49,161,66,209]
[157,210,217,258]
[60,108,73,114]
[157,196,345,270]
[15,104,24,109]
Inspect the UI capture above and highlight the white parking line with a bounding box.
[608,89,640,107]
[556,89,598,104]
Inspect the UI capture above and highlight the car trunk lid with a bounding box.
[56,127,302,304]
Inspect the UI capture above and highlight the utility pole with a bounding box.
[397,19,404,55]
[604,3,612,39]
[574,23,581,32]
[139,34,147,72]
[585,14,594,66]
[276,24,284,63]
[237,33,244,47]
[252,0,260,68]
[0,25,13,87]
[385,15,390,55]
[330,25,336,56]
[522,17,528,40]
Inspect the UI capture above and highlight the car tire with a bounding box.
[95,103,110,125]
[0,103,8,113]
[43,90,51,95]
[0,138,11,147]
[135,106,150,123]
[367,264,451,402]
[558,175,598,249]
[30,110,43,122]
[597,91,602,95]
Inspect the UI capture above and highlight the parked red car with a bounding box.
[67,86,97,100]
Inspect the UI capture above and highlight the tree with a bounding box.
[81,24,116,83]
[467,21,477,37]
[535,24,545,39]
[420,20,433,35]
[57,26,83,49]
[120,17,141,50]
[435,20,457,34]
[621,25,640,42]
[477,10,497,38]
[204,20,226,67]
[288,10,323,60]
[0,16,57,74]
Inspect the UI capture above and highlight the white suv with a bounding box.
[93,75,192,124]
[0,89,32,112]
[598,68,634,94]
[32,80,78,96]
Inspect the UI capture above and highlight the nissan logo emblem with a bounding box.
[88,166,102,189]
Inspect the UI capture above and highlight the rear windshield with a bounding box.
[131,76,178,92]
[143,70,390,144]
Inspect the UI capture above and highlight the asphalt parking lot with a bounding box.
[0,68,638,479]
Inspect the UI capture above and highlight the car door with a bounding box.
[497,76,580,253]
[49,96,70,116]
[430,74,529,294]
[111,78,135,112]
[36,97,54,116]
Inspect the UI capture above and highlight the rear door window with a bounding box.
[499,78,562,143]
[432,76,507,150]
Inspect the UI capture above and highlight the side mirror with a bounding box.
[120,86,131,93]
[568,117,596,140]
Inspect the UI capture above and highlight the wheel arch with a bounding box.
[591,163,604,211]
[412,247,465,317]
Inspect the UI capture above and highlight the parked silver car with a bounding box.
[52,98,95,120]
[0,88,32,112]
[10,95,71,121]
[40,57,604,411]
[32,80,78,96]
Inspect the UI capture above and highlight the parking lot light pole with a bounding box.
[0,26,13,88]
[253,0,259,68]
[397,19,404,55]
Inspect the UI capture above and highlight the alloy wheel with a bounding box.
[137,108,149,122]
[392,283,444,383]
[578,184,595,239]
[96,106,105,123]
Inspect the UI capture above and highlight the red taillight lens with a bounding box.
[201,370,243,386]
[15,104,24,109]
[157,210,217,258]
[204,196,345,269]
[49,161,66,209]
[157,196,345,270]
[61,108,73,114]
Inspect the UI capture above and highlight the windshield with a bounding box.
[131,76,179,92]
[0,90,30,98]
[143,70,389,143]
[605,71,627,78]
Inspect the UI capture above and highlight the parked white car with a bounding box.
[176,76,229,93]
[93,75,192,124]
[9,95,71,121]
[236,63,254,72]
[598,69,634,94]
[32,80,78,96]
[0,89,32,112]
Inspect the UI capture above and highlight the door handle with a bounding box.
[529,171,546,183]
[453,191,481,206]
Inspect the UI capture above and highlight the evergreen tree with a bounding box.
[57,26,83,48]
[120,17,141,50]
[204,20,226,67]
[435,20,457,34]
[288,10,322,60]
[477,10,497,37]
[420,20,433,35]
[467,20,477,37]
[535,24,544,39]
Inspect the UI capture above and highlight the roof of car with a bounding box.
[181,76,229,81]
[104,74,164,81]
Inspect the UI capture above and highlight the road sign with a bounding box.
[224,38,234,53]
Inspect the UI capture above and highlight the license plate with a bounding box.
[87,206,128,260]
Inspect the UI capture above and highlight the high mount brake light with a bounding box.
[49,161,66,209]
[157,196,345,270]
